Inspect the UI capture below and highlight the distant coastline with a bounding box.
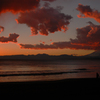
[0,51,100,60]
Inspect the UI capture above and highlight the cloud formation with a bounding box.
[76,4,100,23]
[19,43,57,50]
[16,5,72,36]
[0,26,4,33]
[0,33,19,43]
[70,22,100,50]
[19,22,100,50]
[0,0,40,14]
[19,41,94,50]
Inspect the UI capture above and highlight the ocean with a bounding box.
[0,60,100,82]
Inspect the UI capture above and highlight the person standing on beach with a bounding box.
[96,73,99,78]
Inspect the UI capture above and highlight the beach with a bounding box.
[0,78,100,96]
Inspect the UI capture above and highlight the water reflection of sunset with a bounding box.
[0,60,99,82]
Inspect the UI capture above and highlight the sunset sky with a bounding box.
[0,0,100,56]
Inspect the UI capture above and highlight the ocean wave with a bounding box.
[0,70,91,77]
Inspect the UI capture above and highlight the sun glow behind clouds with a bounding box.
[0,0,100,56]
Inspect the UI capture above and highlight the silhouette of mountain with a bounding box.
[0,54,75,60]
[0,52,100,60]
[86,51,100,57]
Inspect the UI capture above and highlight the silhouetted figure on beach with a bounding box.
[96,73,99,78]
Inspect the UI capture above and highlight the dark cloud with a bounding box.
[19,43,57,50]
[19,41,94,50]
[52,41,94,50]
[16,5,72,36]
[76,4,100,23]
[0,33,19,43]
[0,26,4,33]
[0,0,40,14]
[69,22,100,50]
[71,22,100,46]
[19,22,100,50]
[19,41,95,50]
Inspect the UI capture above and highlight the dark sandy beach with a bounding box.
[0,78,100,96]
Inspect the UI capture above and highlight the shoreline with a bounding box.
[0,78,100,95]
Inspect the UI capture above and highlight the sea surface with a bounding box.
[0,60,100,82]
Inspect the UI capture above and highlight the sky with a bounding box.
[0,0,100,56]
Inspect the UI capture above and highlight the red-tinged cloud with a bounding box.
[19,41,96,50]
[72,22,100,42]
[42,0,56,2]
[50,39,52,41]
[0,26,4,33]
[76,4,100,23]
[16,5,72,36]
[0,33,19,43]
[52,42,96,50]
[19,43,57,50]
[19,22,100,50]
[0,0,40,14]
[70,22,100,50]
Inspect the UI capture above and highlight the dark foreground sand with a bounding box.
[0,78,100,96]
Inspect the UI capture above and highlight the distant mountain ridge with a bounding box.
[0,51,100,60]
[0,54,75,60]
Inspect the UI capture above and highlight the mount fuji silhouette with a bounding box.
[86,51,100,57]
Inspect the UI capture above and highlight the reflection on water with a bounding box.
[0,60,100,82]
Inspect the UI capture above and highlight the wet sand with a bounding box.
[0,78,100,96]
